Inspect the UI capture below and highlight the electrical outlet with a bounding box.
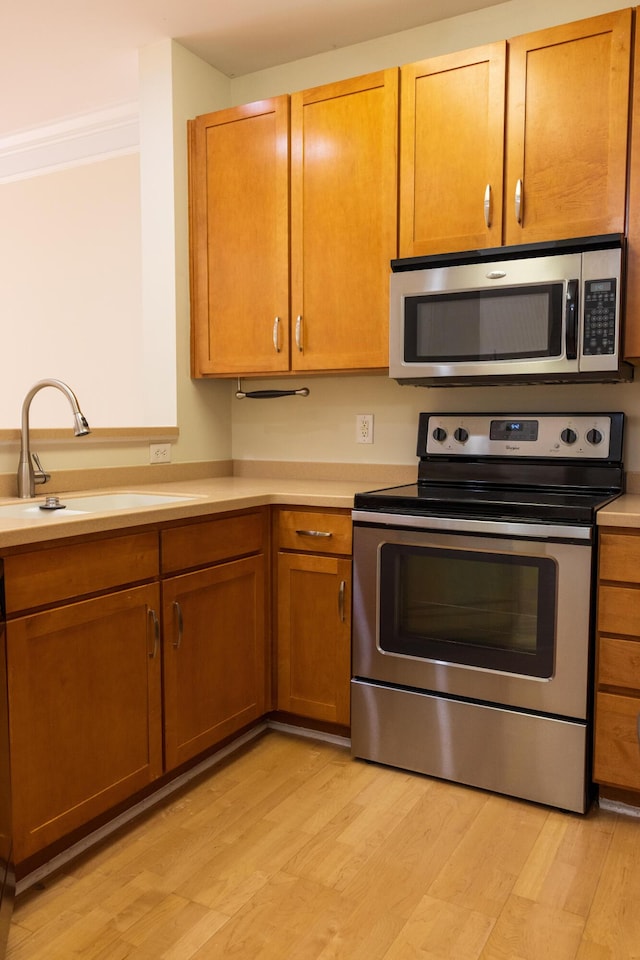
[149,443,172,464]
[356,414,374,444]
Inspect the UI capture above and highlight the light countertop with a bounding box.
[0,476,379,549]
[5,474,638,549]
[597,493,640,528]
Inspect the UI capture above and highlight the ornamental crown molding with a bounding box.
[0,102,139,183]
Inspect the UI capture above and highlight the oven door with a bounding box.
[352,514,594,720]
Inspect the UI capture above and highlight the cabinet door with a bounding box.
[622,21,640,362]
[594,691,640,791]
[277,552,351,725]
[189,97,290,377]
[7,584,162,862]
[290,70,398,372]
[504,9,631,246]
[399,43,506,257]
[163,555,266,770]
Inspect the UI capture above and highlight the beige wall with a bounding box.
[224,0,640,472]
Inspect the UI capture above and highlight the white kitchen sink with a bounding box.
[0,491,198,519]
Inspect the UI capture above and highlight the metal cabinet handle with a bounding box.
[172,600,183,650]
[515,178,523,224]
[637,711,640,746]
[295,315,303,352]
[272,316,281,353]
[338,580,346,622]
[295,529,332,538]
[484,184,491,229]
[148,608,159,659]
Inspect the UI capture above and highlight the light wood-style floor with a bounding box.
[6,730,640,959]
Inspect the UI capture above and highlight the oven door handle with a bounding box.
[351,510,592,542]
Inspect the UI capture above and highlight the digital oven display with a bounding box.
[490,419,539,441]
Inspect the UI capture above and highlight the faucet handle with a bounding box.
[31,452,51,486]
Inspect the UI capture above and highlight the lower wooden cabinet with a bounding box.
[162,554,266,770]
[0,501,351,867]
[275,509,352,726]
[7,583,162,862]
[595,688,640,792]
[2,509,269,867]
[594,530,640,797]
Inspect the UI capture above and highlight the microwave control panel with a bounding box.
[583,278,617,355]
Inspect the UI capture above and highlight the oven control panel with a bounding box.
[421,412,623,459]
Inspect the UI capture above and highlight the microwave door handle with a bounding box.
[566,279,579,360]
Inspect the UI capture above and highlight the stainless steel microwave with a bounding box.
[389,235,633,386]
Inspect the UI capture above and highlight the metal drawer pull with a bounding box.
[295,529,332,538]
[484,184,491,228]
[272,316,281,353]
[295,315,303,352]
[338,580,346,622]
[148,608,159,659]
[515,178,523,224]
[173,600,183,650]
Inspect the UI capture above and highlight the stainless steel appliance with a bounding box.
[351,412,625,813]
[0,566,13,958]
[389,235,633,386]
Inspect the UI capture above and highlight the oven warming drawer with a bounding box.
[351,679,590,813]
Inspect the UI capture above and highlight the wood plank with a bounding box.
[9,732,640,959]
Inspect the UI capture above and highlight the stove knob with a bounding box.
[561,428,577,445]
[454,427,469,444]
[586,428,603,445]
[432,427,447,442]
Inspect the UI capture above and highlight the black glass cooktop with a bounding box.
[353,482,620,525]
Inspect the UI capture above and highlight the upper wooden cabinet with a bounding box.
[623,18,640,361]
[399,9,632,256]
[189,70,398,378]
[504,9,632,246]
[289,71,398,372]
[189,97,290,377]
[399,43,507,257]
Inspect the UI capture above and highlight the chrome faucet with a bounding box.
[17,379,91,498]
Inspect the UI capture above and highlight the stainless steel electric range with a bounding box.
[351,412,625,813]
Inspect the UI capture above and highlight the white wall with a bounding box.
[2,0,639,481]
[0,154,145,428]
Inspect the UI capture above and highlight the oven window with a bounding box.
[379,544,556,678]
[403,283,564,362]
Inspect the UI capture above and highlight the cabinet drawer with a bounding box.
[594,691,640,790]
[599,532,640,584]
[3,532,159,615]
[277,509,352,555]
[599,636,640,691]
[598,585,640,637]
[161,509,265,574]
